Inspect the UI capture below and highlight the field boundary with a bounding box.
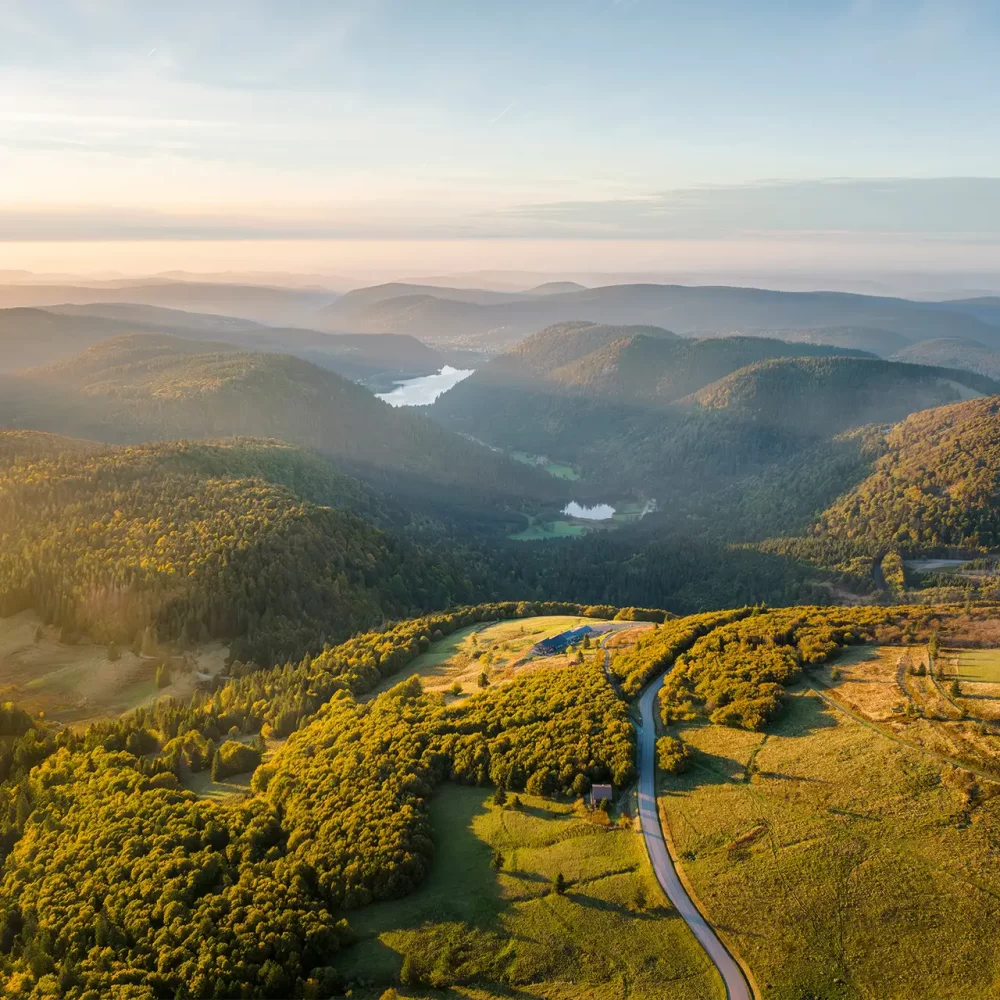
[803,675,1000,785]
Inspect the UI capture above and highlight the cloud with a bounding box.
[3,178,1000,244]
[492,178,1000,240]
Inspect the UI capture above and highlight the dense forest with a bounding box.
[813,396,1000,552]
[0,601,639,998]
[751,396,1000,596]
[0,430,851,676]
[689,356,998,434]
[0,435,500,664]
[0,334,561,517]
[432,323,875,460]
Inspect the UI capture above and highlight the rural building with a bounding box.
[589,783,613,807]
[534,624,593,656]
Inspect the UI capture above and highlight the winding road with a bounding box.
[636,671,754,1000]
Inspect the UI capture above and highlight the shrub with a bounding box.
[211,740,262,781]
[657,736,692,775]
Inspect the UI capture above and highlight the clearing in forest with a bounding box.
[339,784,724,999]
[657,688,1000,1000]
[362,615,605,701]
[0,609,228,724]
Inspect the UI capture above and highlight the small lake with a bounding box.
[376,366,475,407]
[563,501,615,520]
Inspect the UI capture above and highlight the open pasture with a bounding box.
[362,615,605,701]
[340,784,723,999]
[945,647,1000,684]
[0,609,226,724]
[658,689,1000,1000]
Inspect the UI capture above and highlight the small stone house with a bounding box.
[589,783,613,807]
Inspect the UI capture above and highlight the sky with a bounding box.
[1,0,998,277]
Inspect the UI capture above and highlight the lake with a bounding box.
[376,366,475,407]
[563,501,615,520]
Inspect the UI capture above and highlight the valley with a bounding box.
[6,9,1000,998]
[4,273,1000,1000]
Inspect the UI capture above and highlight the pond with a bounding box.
[563,501,615,520]
[376,366,475,407]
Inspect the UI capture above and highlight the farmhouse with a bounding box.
[534,624,593,656]
[589,783,613,807]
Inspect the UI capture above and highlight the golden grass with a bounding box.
[0,609,227,724]
[659,689,1000,1000]
[362,616,605,703]
[339,784,724,999]
[814,644,1000,778]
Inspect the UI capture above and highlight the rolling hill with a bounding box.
[315,281,1000,350]
[729,325,912,356]
[0,434,488,665]
[688,356,999,436]
[892,338,1000,380]
[934,296,1000,328]
[3,304,443,385]
[553,333,873,402]
[812,395,1000,553]
[0,280,334,326]
[0,307,146,371]
[432,323,876,452]
[1,335,562,514]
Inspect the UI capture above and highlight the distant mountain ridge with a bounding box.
[892,338,1000,380]
[0,304,443,385]
[0,280,335,325]
[315,281,1000,350]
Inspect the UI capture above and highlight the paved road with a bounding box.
[637,672,754,1000]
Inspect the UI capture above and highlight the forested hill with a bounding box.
[0,434,495,665]
[0,307,144,372]
[49,303,446,385]
[551,334,872,402]
[432,324,877,455]
[811,395,1000,553]
[5,334,562,511]
[689,356,1000,436]
[892,338,1000,380]
[504,321,679,374]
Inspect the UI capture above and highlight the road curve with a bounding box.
[637,673,754,1000]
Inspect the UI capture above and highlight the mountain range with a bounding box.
[0,304,443,386]
[315,281,1000,352]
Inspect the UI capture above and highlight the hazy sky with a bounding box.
[1,0,998,274]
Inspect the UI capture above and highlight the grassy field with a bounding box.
[611,501,656,523]
[511,451,581,481]
[814,643,1000,775]
[657,688,1000,1000]
[363,616,604,702]
[182,733,284,801]
[339,784,724,999]
[0,609,228,724]
[946,648,1000,684]
[510,518,587,541]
